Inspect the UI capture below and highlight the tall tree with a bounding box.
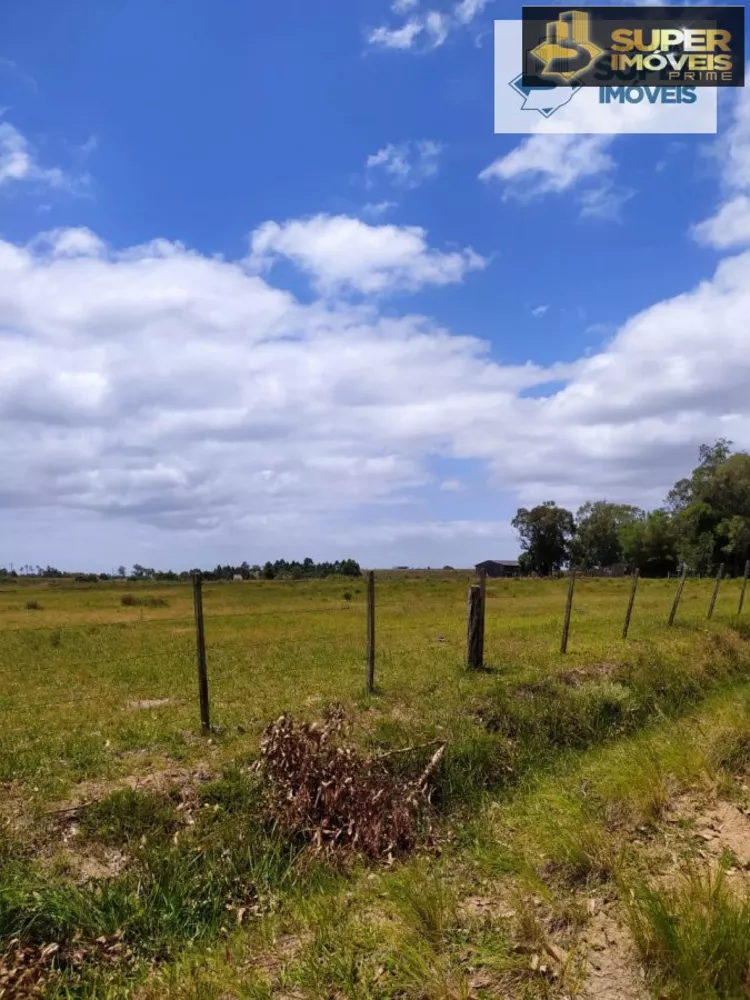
[667,441,750,575]
[571,501,644,570]
[511,501,575,575]
[619,509,679,577]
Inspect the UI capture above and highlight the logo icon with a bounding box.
[530,10,605,84]
[509,73,582,117]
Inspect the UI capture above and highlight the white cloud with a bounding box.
[4,23,747,572]
[721,83,750,192]
[362,200,398,219]
[368,20,424,49]
[531,305,548,318]
[479,134,616,199]
[578,182,634,222]
[28,227,106,258]
[248,214,486,295]
[693,84,750,248]
[0,121,71,189]
[3,216,750,567]
[366,140,442,190]
[367,0,490,51]
[454,0,489,25]
[425,11,449,47]
[692,194,750,249]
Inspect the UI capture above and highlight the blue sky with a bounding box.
[0,0,749,571]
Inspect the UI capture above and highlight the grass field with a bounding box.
[3,572,750,998]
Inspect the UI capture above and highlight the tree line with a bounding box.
[0,558,362,582]
[512,440,750,578]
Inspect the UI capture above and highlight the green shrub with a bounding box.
[120,594,168,608]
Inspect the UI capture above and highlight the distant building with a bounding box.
[232,574,243,582]
[475,559,521,578]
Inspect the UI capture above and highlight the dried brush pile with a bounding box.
[256,709,444,860]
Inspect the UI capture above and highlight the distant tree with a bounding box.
[262,561,276,580]
[339,558,362,577]
[131,564,154,580]
[667,440,750,575]
[619,509,679,577]
[511,501,575,575]
[571,501,644,571]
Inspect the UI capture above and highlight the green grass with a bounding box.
[626,865,750,999]
[80,788,179,845]
[1,572,747,797]
[129,684,750,999]
[3,573,750,997]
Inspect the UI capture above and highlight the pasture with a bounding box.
[3,572,750,998]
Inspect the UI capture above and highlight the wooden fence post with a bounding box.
[622,568,640,640]
[707,563,724,620]
[466,585,483,670]
[191,572,210,735]
[738,560,750,617]
[668,565,687,627]
[560,573,576,654]
[478,570,487,668]
[366,570,376,693]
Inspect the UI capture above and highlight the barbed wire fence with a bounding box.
[1,562,749,735]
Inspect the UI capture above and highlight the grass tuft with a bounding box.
[198,766,261,813]
[626,864,750,999]
[386,863,457,949]
[81,788,178,846]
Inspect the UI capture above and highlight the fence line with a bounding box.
[668,566,688,627]
[3,572,750,735]
[560,573,576,654]
[622,570,640,640]
[366,571,376,694]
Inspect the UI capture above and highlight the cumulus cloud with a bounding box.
[692,84,750,248]
[366,140,443,190]
[2,220,750,568]
[478,134,632,220]
[248,214,486,295]
[28,227,106,258]
[692,194,750,249]
[367,0,490,51]
[479,134,616,198]
[0,121,83,193]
